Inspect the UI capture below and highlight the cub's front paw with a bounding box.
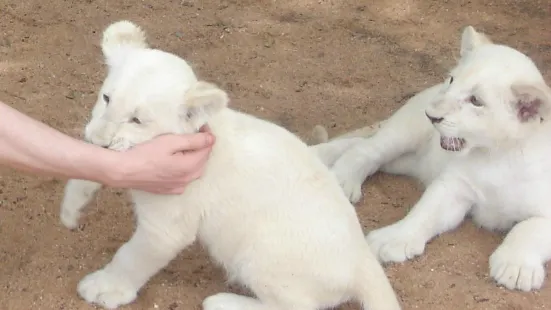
[59,180,102,230]
[366,223,426,263]
[332,169,363,204]
[489,246,545,292]
[77,269,138,309]
[60,205,80,230]
[340,179,363,204]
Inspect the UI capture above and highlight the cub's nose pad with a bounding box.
[425,112,444,124]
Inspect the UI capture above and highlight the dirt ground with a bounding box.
[1,0,550,309]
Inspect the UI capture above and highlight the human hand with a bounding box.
[108,126,215,194]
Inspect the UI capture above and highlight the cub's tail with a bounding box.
[311,125,329,144]
[310,120,386,145]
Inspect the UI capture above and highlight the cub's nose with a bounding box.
[425,112,443,124]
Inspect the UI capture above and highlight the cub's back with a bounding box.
[195,109,363,259]
[206,108,343,196]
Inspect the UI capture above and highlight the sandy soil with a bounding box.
[1,0,550,309]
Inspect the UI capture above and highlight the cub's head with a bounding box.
[84,20,229,150]
[425,26,551,153]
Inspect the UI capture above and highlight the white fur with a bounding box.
[60,20,401,310]
[310,26,551,292]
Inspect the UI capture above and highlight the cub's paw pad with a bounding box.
[332,168,363,203]
[78,269,138,309]
[490,247,545,292]
[339,179,363,204]
[60,207,80,230]
[366,225,426,263]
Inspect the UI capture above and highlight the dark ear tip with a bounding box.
[513,83,551,122]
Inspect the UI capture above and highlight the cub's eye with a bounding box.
[449,76,454,84]
[130,117,142,124]
[102,94,110,105]
[469,95,482,107]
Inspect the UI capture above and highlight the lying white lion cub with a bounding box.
[59,20,401,310]
[311,26,551,292]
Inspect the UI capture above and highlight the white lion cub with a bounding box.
[311,26,551,292]
[59,20,401,310]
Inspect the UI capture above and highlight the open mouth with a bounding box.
[440,136,466,152]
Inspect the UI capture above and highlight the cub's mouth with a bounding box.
[440,136,466,152]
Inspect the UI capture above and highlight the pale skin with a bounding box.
[0,100,215,194]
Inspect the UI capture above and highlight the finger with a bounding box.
[151,184,187,195]
[178,164,204,182]
[199,124,212,133]
[166,186,187,195]
[177,145,212,168]
[156,133,215,153]
[183,166,205,183]
[137,187,164,195]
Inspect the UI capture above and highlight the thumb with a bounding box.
[156,133,214,153]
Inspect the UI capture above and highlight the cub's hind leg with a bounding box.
[310,121,386,144]
[309,121,385,168]
[330,119,429,203]
[310,137,364,167]
[313,84,441,203]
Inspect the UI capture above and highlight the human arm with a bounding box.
[0,100,214,194]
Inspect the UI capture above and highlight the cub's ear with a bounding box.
[511,83,551,122]
[101,20,149,68]
[180,81,229,130]
[460,26,492,57]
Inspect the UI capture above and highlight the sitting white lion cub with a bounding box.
[311,26,551,292]
[59,20,401,310]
